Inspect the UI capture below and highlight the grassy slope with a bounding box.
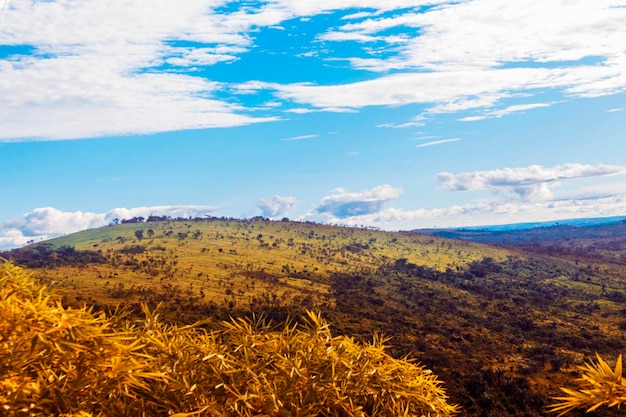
[6,218,626,417]
[40,219,511,309]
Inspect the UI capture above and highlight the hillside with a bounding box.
[8,218,511,313]
[415,221,626,264]
[3,218,626,416]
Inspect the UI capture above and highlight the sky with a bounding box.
[1,0,626,249]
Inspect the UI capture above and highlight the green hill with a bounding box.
[3,218,626,416]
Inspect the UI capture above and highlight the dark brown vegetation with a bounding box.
[415,220,626,265]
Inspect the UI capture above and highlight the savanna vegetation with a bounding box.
[1,262,457,416]
[3,217,626,416]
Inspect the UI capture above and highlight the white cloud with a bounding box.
[2,0,626,141]
[284,108,317,114]
[341,11,379,20]
[435,163,626,201]
[259,63,625,119]
[416,138,461,148]
[456,115,485,122]
[458,102,555,121]
[320,31,409,45]
[314,185,403,218]
[327,0,626,71]
[253,0,446,20]
[257,195,299,218]
[271,0,626,120]
[377,119,425,128]
[0,0,273,141]
[2,207,104,237]
[164,46,247,67]
[0,205,218,250]
[308,194,626,231]
[282,134,318,141]
[607,108,624,112]
[0,0,10,14]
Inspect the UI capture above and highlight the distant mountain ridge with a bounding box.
[412,215,626,251]
[414,215,626,233]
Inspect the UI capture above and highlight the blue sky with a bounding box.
[1,0,626,248]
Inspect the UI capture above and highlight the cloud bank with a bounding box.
[310,193,626,230]
[297,166,626,229]
[1,0,626,140]
[0,205,217,249]
[435,164,626,200]
[368,194,625,227]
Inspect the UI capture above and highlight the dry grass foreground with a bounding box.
[0,262,458,417]
[549,353,626,416]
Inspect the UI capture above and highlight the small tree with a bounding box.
[135,229,144,241]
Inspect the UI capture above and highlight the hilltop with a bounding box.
[3,217,626,416]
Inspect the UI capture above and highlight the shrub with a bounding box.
[0,262,458,416]
[0,262,162,416]
[549,353,626,416]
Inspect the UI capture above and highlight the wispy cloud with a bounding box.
[282,134,318,141]
[458,102,554,122]
[0,205,218,249]
[416,138,461,148]
[377,119,425,128]
[341,11,379,21]
[435,163,626,201]
[264,66,607,115]
[607,108,624,112]
[257,195,299,218]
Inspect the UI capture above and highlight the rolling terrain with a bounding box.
[415,219,626,267]
[3,217,626,416]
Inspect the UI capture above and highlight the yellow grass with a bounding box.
[38,220,511,310]
[0,262,458,416]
